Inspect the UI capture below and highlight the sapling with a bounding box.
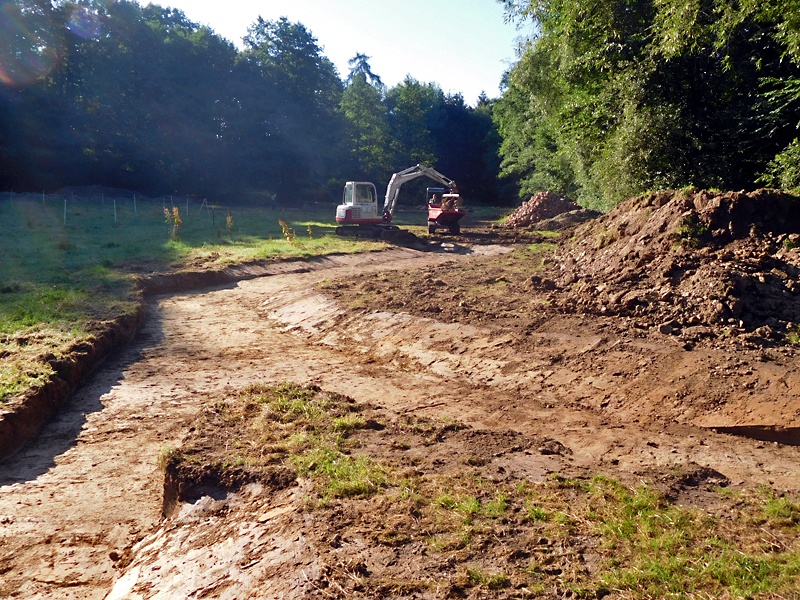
[165,206,182,241]
[279,219,296,245]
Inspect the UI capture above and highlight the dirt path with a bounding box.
[2,245,800,599]
[0,248,491,599]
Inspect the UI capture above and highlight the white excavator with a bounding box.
[335,164,466,237]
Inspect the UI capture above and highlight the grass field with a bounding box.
[0,191,509,403]
[0,192,411,403]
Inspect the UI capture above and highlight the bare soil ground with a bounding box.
[1,191,800,599]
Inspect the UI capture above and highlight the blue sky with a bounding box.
[146,0,530,105]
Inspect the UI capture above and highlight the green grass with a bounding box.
[582,476,800,598]
[524,499,551,522]
[525,242,558,254]
[250,381,329,422]
[207,382,386,502]
[757,484,800,527]
[0,354,56,401]
[503,475,800,597]
[492,206,521,225]
[331,412,367,433]
[292,443,386,499]
[1,194,391,274]
[0,194,393,402]
[465,567,510,590]
[674,215,709,248]
[435,491,508,520]
[0,193,513,403]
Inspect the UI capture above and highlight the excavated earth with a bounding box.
[1,192,800,598]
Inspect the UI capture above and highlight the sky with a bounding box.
[144,0,530,105]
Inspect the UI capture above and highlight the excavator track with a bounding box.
[335,225,399,238]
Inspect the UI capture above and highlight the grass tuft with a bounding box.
[465,567,510,590]
[292,444,385,499]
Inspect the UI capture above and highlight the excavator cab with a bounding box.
[342,182,377,206]
[336,182,382,226]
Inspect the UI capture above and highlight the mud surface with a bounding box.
[0,247,502,599]
[121,384,797,599]
[1,211,800,598]
[331,191,800,443]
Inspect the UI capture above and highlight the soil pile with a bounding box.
[534,208,602,232]
[553,188,800,346]
[502,191,580,228]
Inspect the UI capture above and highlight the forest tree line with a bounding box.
[3,0,800,211]
[0,1,507,205]
[495,0,800,210]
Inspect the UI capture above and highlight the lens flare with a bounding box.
[67,5,102,40]
[0,3,58,87]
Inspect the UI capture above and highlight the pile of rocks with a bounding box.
[503,191,581,228]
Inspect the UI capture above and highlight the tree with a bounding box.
[236,16,345,198]
[341,56,390,183]
[386,76,439,167]
[0,0,60,88]
[347,52,384,89]
[0,3,506,205]
[428,93,507,204]
[0,0,238,194]
[495,0,800,209]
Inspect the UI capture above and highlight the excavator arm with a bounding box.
[382,164,457,222]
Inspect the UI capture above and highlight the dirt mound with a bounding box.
[503,191,581,228]
[553,188,800,345]
[534,208,602,231]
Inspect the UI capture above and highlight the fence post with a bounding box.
[63,197,66,225]
[114,198,117,223]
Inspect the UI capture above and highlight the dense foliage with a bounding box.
[0,1,507,204]
[6,1,799,211]
[495,0,800,209]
